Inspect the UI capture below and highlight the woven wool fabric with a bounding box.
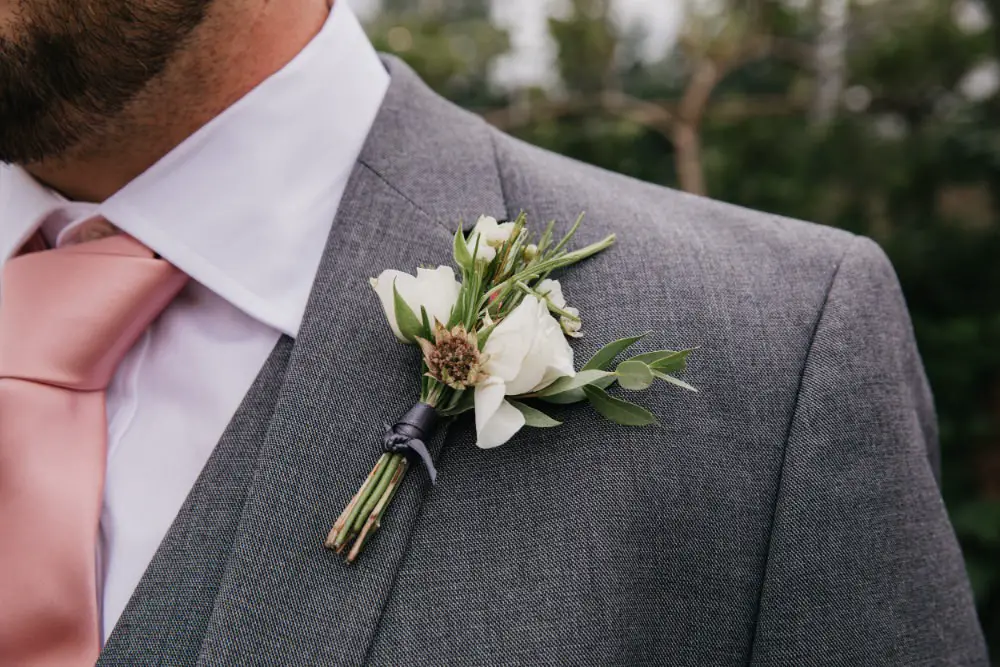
[97,57,988,667]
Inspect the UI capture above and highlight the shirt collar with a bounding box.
[0,1,388,337]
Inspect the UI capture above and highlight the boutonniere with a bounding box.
[325,213,696,562]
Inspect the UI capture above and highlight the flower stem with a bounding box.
[349,453,402,536]
[346,456,410,564]
[326,452,391,552]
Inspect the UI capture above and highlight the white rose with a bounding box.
[370,266,461,343]
[474,296,575,448]
[467,215,516,263]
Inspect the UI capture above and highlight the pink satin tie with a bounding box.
[0,233,187,666]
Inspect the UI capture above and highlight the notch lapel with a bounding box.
[190,58,507,664]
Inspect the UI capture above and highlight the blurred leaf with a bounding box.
[952,501,1000,546]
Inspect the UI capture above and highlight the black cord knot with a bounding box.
[382,403,439,483]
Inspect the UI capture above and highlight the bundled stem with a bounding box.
[325,452,410,562]
[347,457,409,563]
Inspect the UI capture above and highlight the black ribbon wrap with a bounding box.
[382,403,439,484]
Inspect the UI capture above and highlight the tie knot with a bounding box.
[0,235,187,391]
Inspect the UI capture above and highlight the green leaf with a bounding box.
[627,349,693,374]
[537,371,618,404]
[453,226,473,271]
[549,212,585,256]
[539,372,620,406]
[438,390,475,417]
[393,281,423,343]
[539,388,587,405]
[616,360,655,391]
[537,219,556,254]
[583,386,657,426]
[583,333,651,371]
[533,370,615,397]
[651,369,698,392]
[477,322,497,351]
[420,306,433,339]
[509,400,562,427]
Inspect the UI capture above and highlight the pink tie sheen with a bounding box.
[0,234,187,665]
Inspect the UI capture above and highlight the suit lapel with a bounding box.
[98,338,296,665]
[190,58,506,664]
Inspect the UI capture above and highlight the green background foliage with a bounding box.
[364,0,1000,654]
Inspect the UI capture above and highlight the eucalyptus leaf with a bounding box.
[538,388,587,405]
[533,370,615,397]
[616,360,655,391]
[651,369,698,392]
[583,386,657,426]
[627,349,693,374]
[595,375,618,389]
[392,281,423,343]
[509,400,562,427]
[651,349,695,373]
[583,333,650,371]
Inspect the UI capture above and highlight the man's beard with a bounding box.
[0,0,214,164]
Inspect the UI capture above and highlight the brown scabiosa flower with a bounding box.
[418,323,487,390]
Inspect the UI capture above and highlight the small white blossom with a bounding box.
[560,306,583,338]
[467,215,516,263]
[536,278,567,309]
[474,296,575,449]
[370,266,461,343]
[536,279,583,338]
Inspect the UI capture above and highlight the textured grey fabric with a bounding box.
[98,338,295,665]
[96,56,988,666]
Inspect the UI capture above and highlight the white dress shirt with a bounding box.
[0,2,388,640]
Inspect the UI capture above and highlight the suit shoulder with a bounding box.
[490,128,859,286]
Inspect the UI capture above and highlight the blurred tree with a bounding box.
[369,0,1000,655]
[367,0,509,107]
[549,0,619,94]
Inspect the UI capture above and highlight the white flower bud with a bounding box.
[370,266,461,343]
[467,215,516,263]
[560,307,583,338]
[537,279,582,338]
[536,279,567,309]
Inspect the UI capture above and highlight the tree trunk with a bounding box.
[673,122,707,196]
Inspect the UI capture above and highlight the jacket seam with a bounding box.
[743,234,859,665]
[355,160,445,231]
[488,128,514,222]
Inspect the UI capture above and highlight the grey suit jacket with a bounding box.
[97,57,989,666]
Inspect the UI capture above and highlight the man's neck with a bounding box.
[25,0,331,203]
